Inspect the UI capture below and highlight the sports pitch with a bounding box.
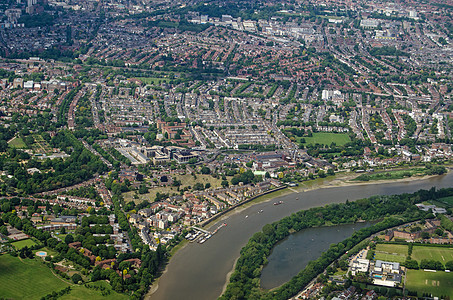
[406,269,453,297]
[412,246,453,263]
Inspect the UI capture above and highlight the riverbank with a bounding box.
[204,170,447,229]
[147,168,451,300]
[203,171,450,298]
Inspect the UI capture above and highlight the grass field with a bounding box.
[299,132,351,146]
[12,239,38,250]
[61,281,129,300]
[374,252,407,263]
[374,244,407,263]
[437,196,453,207]
[0,254,69,299]
[33,247,58,258]
[412,246,453,262]
[406,269,453,297]
[376,244,408,256]
[8,137,27,148]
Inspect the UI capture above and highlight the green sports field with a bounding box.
[0,254,69,299]
[406,269,453,297]
[374,252,407,263]
[11,238,38,250]
[376,243,408,255]
[300,132,351,146]
[374,244,407,263]
[412,246,453,263]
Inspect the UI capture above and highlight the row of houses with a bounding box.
[130,180,281,248]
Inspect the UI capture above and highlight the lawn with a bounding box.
[374,252,407,263]
[406,269,453,297]
[33,247,58,258]
[61,281,129,300]
[374,244,407,263]
[12,238,38,250]
[299,132,351,146]
[8,136,27,148]
[437,196,453,207]
[376,243,408,256]
[0,254,69,299]
[412,246,453,263]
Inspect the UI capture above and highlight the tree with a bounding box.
[71,273,82,284]
[445,260,453,270]
[201,166,211,174]
[65,234,74,244]
[0,225,8,236]
[221,180,229,188]
[138,184,149,194]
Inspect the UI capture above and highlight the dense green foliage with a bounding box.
[1,130,107,195]
[439,214,453,232]
[370,46,409,57]
[65,185,102,202]
[57,87,81,127]
[220,188,452,300]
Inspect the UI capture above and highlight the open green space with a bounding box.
[61,281,129,300]
[11,238,38,250]
[300,132,351,146]
[0,254,69,299]
[8,137,27,148]
[406,269,453,297]
[33,247,58,257]
[412,246,453,262]
[437,196,453,207]
[374,252,406,263]
[375,243,407,262]
[353,168,425,182]
[376,243,408,256]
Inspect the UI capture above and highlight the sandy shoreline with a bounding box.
[146,169,450,299]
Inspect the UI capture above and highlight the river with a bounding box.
[149,173,452,300]
[260,221,374,289]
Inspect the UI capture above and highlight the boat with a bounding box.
[273,201,283,205]
[245,215,248,218]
